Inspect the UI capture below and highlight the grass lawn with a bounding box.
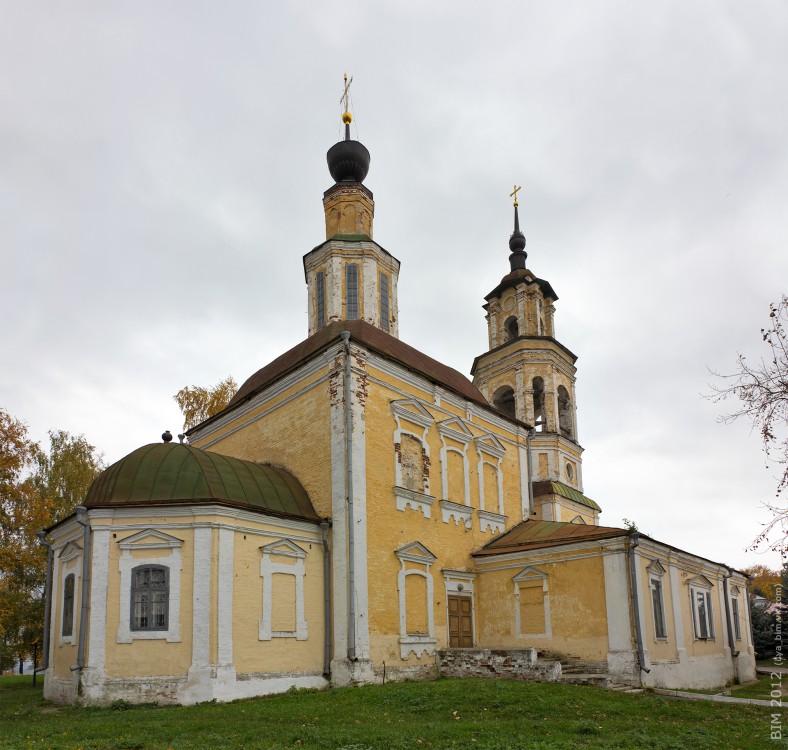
[0,675,781,750]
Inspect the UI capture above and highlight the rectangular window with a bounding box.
[691,587,714,640]
[62,574,75,637]
[732,597,741,641]
[131,565,169,631]
[379,272,390,331]
[346,264,359,319]
[650,578,667,639]
[316,271,325,328]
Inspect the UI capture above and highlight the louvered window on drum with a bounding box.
[346,263,359,320]
[316,271,326,328]
[380,273,390,331]
[131,565,169,631]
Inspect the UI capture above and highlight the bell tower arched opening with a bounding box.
[504,316,519,342]
[492,386,516,420]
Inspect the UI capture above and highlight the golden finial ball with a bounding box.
[342,111,353,125]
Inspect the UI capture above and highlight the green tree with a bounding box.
[0,409,103,673]
[750,600,776,658]
[173,376,238,432]
[710,295,788,557]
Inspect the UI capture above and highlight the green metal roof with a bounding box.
[534,480,601,511]
[330,233,372,242]
[85,443,318,521]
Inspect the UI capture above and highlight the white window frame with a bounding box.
[392,399,434,517]
[647,560,668,641]
[57,542,82,646]
[395,542,437,659]
[513,566,551,639]
[259,539,308,641]
[688,575,715,641]
[117,529,183,644]
[730,584,742,642]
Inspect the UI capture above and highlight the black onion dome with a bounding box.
[509,230,526,254]
[327,139,371,183]
[508,204,527,270]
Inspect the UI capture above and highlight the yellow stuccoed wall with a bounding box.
[103,524,195,678]
[475,553,609,661]
[363,361,527,667]
[193,367,333,518]
[231,525,325,674]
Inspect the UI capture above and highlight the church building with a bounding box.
[41,98,756,706]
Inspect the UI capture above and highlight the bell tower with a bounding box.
[303,76,400,337]
[471,188,599,524]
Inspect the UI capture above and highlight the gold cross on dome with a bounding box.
[510,184,522,207]
[341,73,353,113]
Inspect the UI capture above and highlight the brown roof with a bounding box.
[473,519,629,556]
[190,320,494,433]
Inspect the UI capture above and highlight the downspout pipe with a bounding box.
[36,531,53,673]
[320,520,332,676]
[71,506,91,672]
[626,533,649,674]
[525,428,535,517]
[524,419,543,518]
[723,571,740,683]
[341,331,356,661]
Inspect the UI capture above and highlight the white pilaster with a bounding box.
[191,527,212,668]
[217,527,234,667]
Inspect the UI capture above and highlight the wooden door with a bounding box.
[448,595,473,647]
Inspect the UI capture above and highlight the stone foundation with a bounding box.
[437,648,561,682]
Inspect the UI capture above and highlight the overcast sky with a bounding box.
[2,1,786,571]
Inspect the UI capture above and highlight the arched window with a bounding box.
[62,574,75,637]
[532,377,546,431]
[557,385,573,438]
[130,565,169,631]
[504,316,519,342]
[493,386,516,419]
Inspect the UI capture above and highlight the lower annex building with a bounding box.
[42,103,756,705]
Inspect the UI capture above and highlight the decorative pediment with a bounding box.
[58,541,82,562]
[647,559,667,577]
[474,433,506,458]
[260,539,306,559]
[569,515,587,525]
[687,574,714,589]
[513,565,548,582]
[437,416,473,443]
[395,541,437,564]
[118,529,183,551]
[391,399,434,429]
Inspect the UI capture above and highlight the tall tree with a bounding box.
[710,295,788,557]
[173,376,238,432]
[0,409,103,672]
[742,564,781,601]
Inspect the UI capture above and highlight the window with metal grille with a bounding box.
[650,578,667,639]
[62,574,75,637]
[379,273,389,331]
[346,263,359,320]
[316,271,326,328]
[131,565,169,631]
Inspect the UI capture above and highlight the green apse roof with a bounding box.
[533,480,601,512]
[85,443,318,522]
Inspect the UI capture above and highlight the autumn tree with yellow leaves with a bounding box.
[0,409,103,673]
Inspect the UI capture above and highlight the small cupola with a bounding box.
[303,76,400,337]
